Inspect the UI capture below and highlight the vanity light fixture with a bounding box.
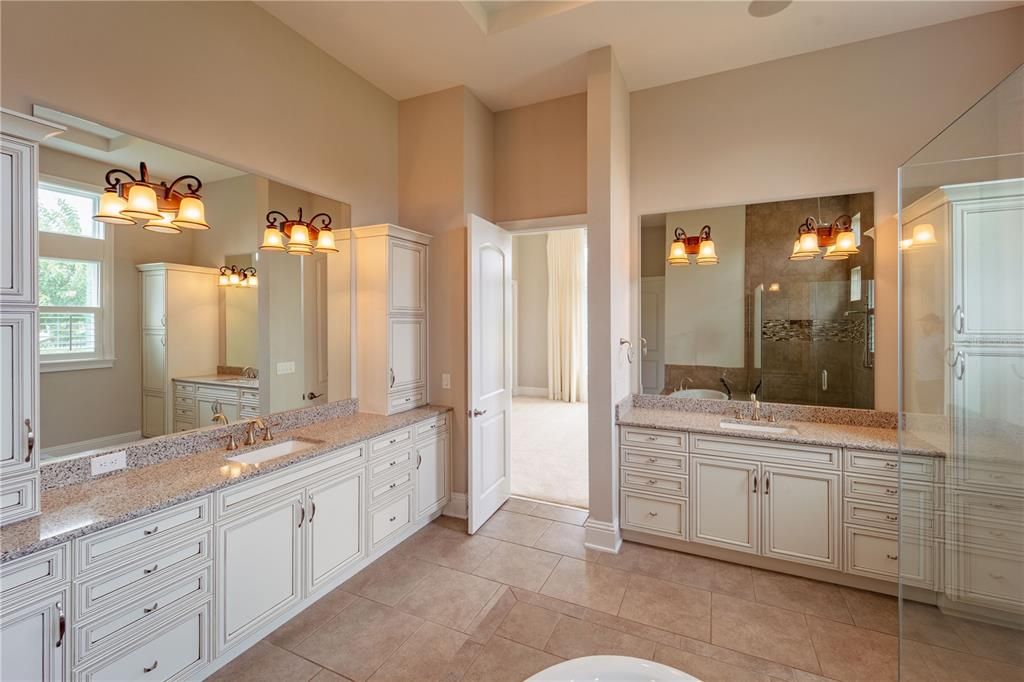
[788,214,859,261]
[900,223,938,251]
[93,162,211,233]
[260,208,338,255]
[667,225,718,265]
[218,265,257,288]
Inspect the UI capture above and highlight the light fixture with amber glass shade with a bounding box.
[93,162,211,232]
[667,224,719,266]
[261,208,338,256]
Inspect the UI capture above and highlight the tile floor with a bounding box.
[510,397,588,508]
[211,500,1024,682]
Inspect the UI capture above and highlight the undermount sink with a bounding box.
[719,418,799,436]
[226,438,319,465]
[671,388,729,400]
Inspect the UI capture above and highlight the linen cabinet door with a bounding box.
[388,238,427,316]
[217,495,303,653]
[415,433,448,518]
[388,318,427,393]
[0,309,36,477]
[0,135,37,305]
[761,465,841,569]
[690,456,759,554]
[306,469,364,595]
[0,588,68,682]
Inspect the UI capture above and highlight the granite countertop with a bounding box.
[174,374,259,389]
[0,405,450,563]
[617,406,944,457]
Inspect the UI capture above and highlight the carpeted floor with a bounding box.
[510,396,588,508]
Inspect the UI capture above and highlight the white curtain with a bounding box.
[547,229,588,402]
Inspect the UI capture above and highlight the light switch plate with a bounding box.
[442,373,451,389]
[276,361,296,375]
[91,451,127,476]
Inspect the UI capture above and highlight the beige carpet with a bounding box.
[510,396,589,508]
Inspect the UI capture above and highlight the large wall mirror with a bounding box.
[640,192,876,409]
[34,108,353,461]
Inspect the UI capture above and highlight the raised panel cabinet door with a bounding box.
[0,137,37,305]
[0,587,69,682]
[761,465,840,569]
[416,433,448,518]
[1,310,37,475]
[217,494,303,653]
[388,238,427,316]
[388,318,427,392]
[141,391,166,438]
[142,331,166,391]
[690,456,759,554]
[141,271,167,331]
[306,469,364,594]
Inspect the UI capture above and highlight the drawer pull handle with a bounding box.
[25,419,34,461]
[417,453,422,469]
[390,368,396,388]
[389,483,397,489]
[764,472,770,495]
[143,564,159,575]
[989,530,1006,538]
[886,554,898,561]
[884,488,897,496]
[298,499,306,528]
[647,457,658,463]
[55,601,65,648]
[990,573,1006,580]
[309,497,317,523]
[990,473,1004,480]
[647,479,658,485]
[884,462,898,470]
[144,661,159,674]
[647,436,658,442]
[389,516,397,522]
[885,514,899,522]
[648,511,658,517]
[992,504,1007,510]
[389,439,397,445]
[143,526,159,536]
[389,460,398,467]
[143,603,159,614]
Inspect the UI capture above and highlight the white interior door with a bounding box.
[467,214,513,533]
[640,276,665,393]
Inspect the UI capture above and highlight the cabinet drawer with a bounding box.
[415,413,449,439]
[952,490,1024,522]
[0,543,68,605]
[959,516,1024,555]
[371,493,412,547]
[844,526,934,588]
[174,421,195,433]
[843,500,900,532]
[173,407,194,420]
[240,390,259,405]
[370,470,414,506]
[691,434,840,469]
[620,489,687,539]
[75,600,210,682]
[620,467,687,497]
[0,473,39,526]
[370,428,414,457]
[955,547,1024,609]
[74,565,211,665]
[960,460,1024,491]
[843,475,936,508]
[389,388,426,413]
[620,427,687,453]
[76,531,211,620]
[195,385,239,401]
[75,498,211,576]
[620,447,687,473]
[370,448,413,481]
[173,396,195,409]
[173,382,195,395]
[239,406,260,419]
[844,450,936,482]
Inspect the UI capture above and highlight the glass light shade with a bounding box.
[171,196,210,230]
[912,223,937,246]
[261,226,286,251]
[833,229,859,255]
[666,239,689,265]
[229,272,240,285]
[696,238,719,265]
[798,230,820,254]
[248,275,258,288]
[218,274,229,286]
[290,223,311,244]
[900,238,915,251]
[789,239,815,261]
[287,242,314,256]
[314,228,339,253]
[768,282,781,292]
[121,184,161,220]
[822,244,848,261]
[142,212,181,234]
[94,191,135,224]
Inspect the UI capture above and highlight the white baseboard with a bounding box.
[513,386,548,398]
[42,430,141,459]
[443,492,468,519]
[583,518,622,554]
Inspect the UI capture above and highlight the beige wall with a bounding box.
[494,93,587,222]
[1,1,397,226]
[512,234,549,391]
[630,7,1024,411]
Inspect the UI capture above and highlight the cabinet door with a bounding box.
[0,587,68,682]
[388,238,427,316]
[217,494,303,653]
[415,433,448,518]
[141,391,165,438]
[1,136,37,305]
[953,196,1024,340]
[1,310,36,475]
[761,465,840,569]
[306,470,364,594]
[196,397,239,426]
[690,456,759,554]
[141,331,166,391]
[140,271,167,331]
[389,318,427,392]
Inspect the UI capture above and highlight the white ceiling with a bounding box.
[260,1,1019,111]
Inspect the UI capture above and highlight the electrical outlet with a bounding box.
[276,361,296,375]
[442,373,451,389]
[91,450,127,476]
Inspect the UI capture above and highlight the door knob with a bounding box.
[305,392,323,400]
[470,408,487,417]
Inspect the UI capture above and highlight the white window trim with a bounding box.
[38,175,116,372]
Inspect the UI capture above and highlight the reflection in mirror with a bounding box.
[640,192,875,409]
[34,109,352,461]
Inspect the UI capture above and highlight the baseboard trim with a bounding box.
[513,386,547,398]
[583,518,622,554]
[443,492,468,519]
[42,430,142,460]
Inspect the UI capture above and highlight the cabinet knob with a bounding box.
[389,516,397,522]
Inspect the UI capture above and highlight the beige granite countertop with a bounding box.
[618,406,944,457]
[173,374,259,389]
[1,406,450,563]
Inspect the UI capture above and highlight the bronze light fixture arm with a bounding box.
[265,210,291,229]
[307,212,333,230]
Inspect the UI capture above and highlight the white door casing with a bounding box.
[640,276,665,393]
[467,214,513,534]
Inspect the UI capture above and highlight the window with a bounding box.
[37,180,115,370]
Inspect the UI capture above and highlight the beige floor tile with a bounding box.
[902,601,968,651]
[618,573,711,640]
[342,552,433,606]
[544,615,656,660]
[581,608,681,648]
[752,570,853,624]
[950,616,1024,667]
[396,564,501,631]
[465,585,517,644]
[509,587,589,618]
[268,586,358,650]
[442,640,485,682]
[209,641,323,682]
[533,521,600,560]
[909,641,1024,682]
[368,622,468,682]
[654,642,772,682]
[528,502,589,526]
[807,615,897,682]
[539,556,630,614]
[596,540,680,582]
[473,541,560,591]
[496,602,560,649]
[839,588,897,635]
[477,511,553,545]
[672,634,797,680]
[502,498,538,514]
[462,636,563,682]
[710,593,820,674]
[672,553,756,600]
[310,670,350,682]
[899,639,939,682]
[293,597,423,681]
[395,523,500,573]
[433,515,468,533]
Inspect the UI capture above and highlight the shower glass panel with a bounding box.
[898,65,1023,679]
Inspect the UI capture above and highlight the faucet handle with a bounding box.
[263,422,274,441]
[226,434,238,451]
[749,392,757,403]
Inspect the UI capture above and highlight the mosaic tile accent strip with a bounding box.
[761,318,866,344]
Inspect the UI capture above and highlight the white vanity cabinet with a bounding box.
[0,587,69,682]
[415,414,450,519]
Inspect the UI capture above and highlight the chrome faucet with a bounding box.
[244,418,272,446]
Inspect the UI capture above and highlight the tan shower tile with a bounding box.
[951,616,1024,666]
